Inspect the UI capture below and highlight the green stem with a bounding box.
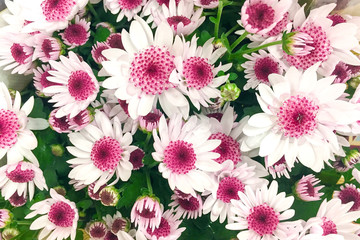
[229,40,282,60]
[214,1,223,39]
[145,171,153,195]
[230,31,249,52]
[95,203,102,220]
[144,132,152,146]
[87,3,100,22]
[225,25,240,38]
[16,220,32,225]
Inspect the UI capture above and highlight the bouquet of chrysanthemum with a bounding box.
[1,0,360,239]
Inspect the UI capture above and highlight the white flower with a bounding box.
[104,0,147,22]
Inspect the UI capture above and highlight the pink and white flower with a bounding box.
[49,108,72,133]
[139,109,163,132]
[106,33,124,49]
[59,16,90,48]
[169,189,203,219]
[103,0,147,22]
[32,34,61,62]
[0,209,11,229]
[295,174,324,202]
[194,0,218,9]
[131,196,162,231]
[333,183,360,211]
[91,42,110,64]
[265,156,293,179]
[33,64,60,97]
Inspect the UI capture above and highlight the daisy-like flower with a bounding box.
[48,108,71,133]
[32,34,61,63]
[91,42,110,64]
[332,61,352,83]
[103,0,147,22]
[25,189,79,240]
[295,174,324,202]
[67,108,92,132]
[0,82,48,165]
[299,198,360,239]
[59,16,90,48]
[99,186,120,206]
[194,0,218,9]
[100,17,189,119]
[103,211,131,236]
[171,36,231,110]
[169,189,203,219]
[87,182,106,200]
[0,209,11,229]
[152,0,205,36]
[86,221,107,240]
[139,109,163,132]
[0,161,47,201]
[43,51,99,118]
[67,110,135,192]
[333,183,360,211]
[226,181,300,240]
[33,64,60,97]
[152,114,222,196]
[131,195,162,231]
[241,64,360,172]
[265,156,293,179]
[242,50,284,90]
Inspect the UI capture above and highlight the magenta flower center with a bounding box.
[50,114,70,132]
[63,24,88,46]
[321,218,337,236]
[130,46,175,95]
[129,148,145,170]
[112,218,127,234]
[200,0,217,5]
[10,43,30,64]
[40,70,59,88]
[277,95,319,138]
[67,70,96,101]
[91,136,124,172]
[247,204,279,236]
[48,201,75,227]
[41,39,53,59]
[118,0,143,10]
[0,109,20,148]
[89,222,107,238]
[178,196,200,211]
[9,192,27,207]
[183,57,213,90]
[88,182,106,200]
[6,164,34,183]
[338,186,360,211]
[245,3,275,31]
[209,132,241,164]
[41,0,76,21]
[157,0,180,7]
[332,62,351,83]
[104,231,118,240]
[254,57,280,83]
[216,177,244,203]
[305,180,315,197]
[163,140,196,174]
[207,113,223,122]
[147,217,170,238]
[167,16,191,31]
[92,44,109,64]
[107,34,124,49]
[328,14,346,26]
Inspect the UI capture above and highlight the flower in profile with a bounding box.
[129,147,145,170]
[0,209,11,229]
[194,0,218,9]
[0,161,47,201]
[2,228,19,240]
[103,211,131,236]
[33,34,61,63]
[169,189,203,219]
[87,182,107,200]
[8,192,27,207]
[86,221,107,240]
[131,195,162,231]
[104,0,147,22]
[67,111,135,192]
[282,31,314,56]
[25,189,79,240]
[99,186,120,207]
[295,174,324,202]
[49,108,71,133]
[333,183,360,211]
[43,51,99,118]
[265,156,293,179]
[139,109,163,133]
[331,61,352,84]
[67,108,92,132]
[91,42,110,64]
[33,64,60,97]
[59,16,90,48]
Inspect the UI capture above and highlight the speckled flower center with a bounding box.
[50,113,70,132]
[67,70,96,101]
[178,196,200,211]
[129,46,175,95]
[11,43,30,64]
[328,14,346,26]
[118,0,143,10]
[129,148,145,170]
[338,186,360,211]
[147,217,170,238]
[247,204,279,236]
[209,132,241,164]
[277,95,319,138]
[48,201,75,227]
[167,16,191,31]
[9,192,27,207]
[321,218,337,236]
[163,140,196,174]
[216,177,244,203]
[6,164,34,183]
[0,109,20,148]
[63,24,88,46]
[266,12,289,37]
[183,57,213,90]
[91,136,123,172]
[107,33,124,49]
[89,222,107,238]
[245,3,275,30]
[284,22,332,70]
[41,0,76,21]
[111,218,127,233]
[41,39,53,59]
[254,57,280,83]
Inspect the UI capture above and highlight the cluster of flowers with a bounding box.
[0,0,360,239]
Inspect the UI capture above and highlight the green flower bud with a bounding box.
[221,83,241,101]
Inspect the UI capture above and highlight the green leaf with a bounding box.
[355,163,360,171]
[77,199,93,211]
[209,16,217,24]
[43,168,58,187]
[94,26,111,43]
[228,72,238,81]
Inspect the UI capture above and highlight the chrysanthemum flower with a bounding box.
[241,64,360,172]
[104,0,147,22]
[87,182,106,200]
[152,114,222,196]
[169,189,203,219]
[49,108,71,133]
[139,109,163,132]
[265,156,293,179]
[226,181,300,240]
[43,51,99,118]
[33,34,61,63]
[194,0,218,9]
[0,82,48,165]
[25,189,79,240]
[67,111,135,192]
[99,186,120,206]
[0,209,11,229]
[152,0,205,36]
[333,183,360,211]
[8,192,27,207]
[332,61,352,83]
[67,109,92,132]
[59,16,90,48]
[295,174,324,202]
[131,195,162,231]
[103,211,131,236]
[0,161,47,201]
[33,64,60,97]
[91,42,110,64]
[100,17,189,119]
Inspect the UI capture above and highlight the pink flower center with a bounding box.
[0,109,20,148]
[157,0,180,7]
[332,62,351,83]
[9,192,27,207]
[183,57,213,90]
[209,133,241,164]
[11,43,30,64]
[130,148,145,170]
[247,204,279,236]
[6,164,34,183]
[68,109,89,127]
[92,43,109,64]
[89,222,107,238]
[88,182,106,200]
[163,140,196,174]
[216,177,244,203]
[91,136,124,172]
[284,22,332,70]
[67,70,96,101]
[41,39,53,59]
[147,217,170,238]
[104,231,118,240]
[207,113,223,122]
[129,46,175,95]
[200,0,217,5]
[265,12,289,37]
[321,218,337,236]
[305,180,315,197]
[118,0,143,10]
[167,16,191,31]
[328,14,346,26]
[277,95,319,138]
[50,114,70,133]
[136,203,156,219]
[254,57,280,83]
[48,201,75,227]
[107,33,124,49]
[41,0,76,21]
[40,70,59,88]
[177,196,200,211]
[63,24,88,46]
[245,3,275,31]
[111,218,127,234]
[338,186,360,211]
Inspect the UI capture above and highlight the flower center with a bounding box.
[216,177,244,203]
[118,0,143,10]
[118,99,129,116]
[91,136,124,172]
[107,33,124,49]
[89,222,107,238]
[9,192,27,207]
[100,189,116,206]
[104,231,118,240]
[338,187,360,211]
[69,110,88,127]
[328,14,346,26]
[245,3,275,31]
[67,70,96,101]
[111,218,127,234]
[167,16,191,31]
[305,181,315,197]
[6,164,34,183]
[157,0,180,7]
[284,22,332,70]
[147,217,170,238]
[48,201,75,227]
[200,0,217,4]
[41,39,53,59]
[183,57,213,90]
[63,24,88,46]
[247,204,279,236]
[177,196,200,211]
[0,109,20,149]
[207,113,223,122]
[40,70,59,88]
[88,182,106,200]
[209,133,241,164]
[10,43,30,64]
[265,12,289,37]
[163,140,197,174]
[129,148,145,170]
[129,46,175,95]
[41,0,76,21]
[50,114,70,132]
[277,95,319,138]
[136,206,156,219]
[254,57,280,83]
[332,62,351,83]
[321,218,337,236]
